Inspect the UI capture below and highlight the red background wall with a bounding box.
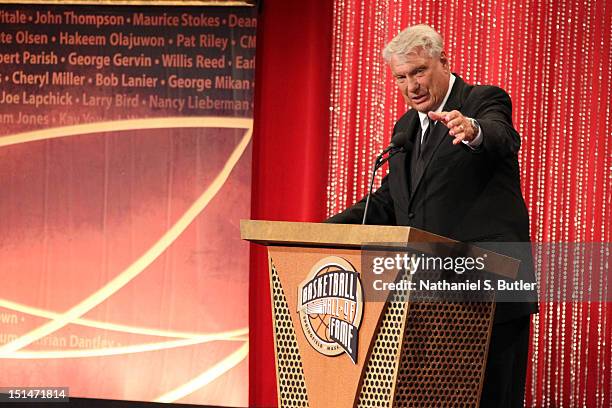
[250,0,334,405]
[250,1,611,407]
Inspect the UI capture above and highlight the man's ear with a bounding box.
[439,51,450,71]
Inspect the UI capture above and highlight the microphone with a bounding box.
[379,131,410,157]
[362,132,409,224]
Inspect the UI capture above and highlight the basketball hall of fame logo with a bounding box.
[297,256,364,364]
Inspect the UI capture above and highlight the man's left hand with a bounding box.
[428,110,476,145]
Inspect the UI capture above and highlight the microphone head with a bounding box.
[389,131,410,150]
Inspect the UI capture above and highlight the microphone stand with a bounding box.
[361,146,404,225]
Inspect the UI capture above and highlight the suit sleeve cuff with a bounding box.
[462,121,483,149]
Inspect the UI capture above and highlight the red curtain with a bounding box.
[324,1,611,407]
[251,0,611,407]
[249,0,334,406]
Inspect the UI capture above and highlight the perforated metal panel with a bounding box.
[356,271,411,408]
[270,263,309,407]
[393,301,495,407]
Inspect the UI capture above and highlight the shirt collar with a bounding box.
[418,73,456,129]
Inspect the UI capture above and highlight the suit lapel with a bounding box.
[409,76,466,203]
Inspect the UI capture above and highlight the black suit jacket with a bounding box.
[328,76,538,322]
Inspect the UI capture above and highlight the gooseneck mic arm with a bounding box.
[362,132,409,225]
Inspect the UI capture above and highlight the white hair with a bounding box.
[382,24,444,62]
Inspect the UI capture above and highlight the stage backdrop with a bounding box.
[325,1,611,407]
[0,4,255,406]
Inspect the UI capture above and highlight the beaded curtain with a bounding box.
[326,1,611,407]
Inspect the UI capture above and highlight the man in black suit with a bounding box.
[327,24,537,408]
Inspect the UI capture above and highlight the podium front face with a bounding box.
[242,221,503,408]
[267,246,494,408]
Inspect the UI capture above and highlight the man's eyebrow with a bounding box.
[393,65,426,77]
[409,65,427,75]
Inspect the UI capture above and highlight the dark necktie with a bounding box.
[417,119,432,158]
[411,119,435,191]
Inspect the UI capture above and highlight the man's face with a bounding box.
[389,48,450,113]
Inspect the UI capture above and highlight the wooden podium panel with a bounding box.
[243,221,512,408]
[268,246,409,408]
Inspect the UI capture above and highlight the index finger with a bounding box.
[428,111,447,122]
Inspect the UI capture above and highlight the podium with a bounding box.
[241,220,519,408]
